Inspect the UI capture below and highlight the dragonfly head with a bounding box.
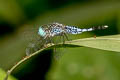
[38,27,46,37]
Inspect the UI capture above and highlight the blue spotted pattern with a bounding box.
[38,22,108,39]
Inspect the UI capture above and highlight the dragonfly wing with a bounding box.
[23,25,46,55]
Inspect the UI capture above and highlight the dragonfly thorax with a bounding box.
[38,22,66,38]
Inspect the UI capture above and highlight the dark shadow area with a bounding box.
[11,49,53,80]
[54,44,82,48]
[0,22,15,37]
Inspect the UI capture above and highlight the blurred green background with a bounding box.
[0,0,120,80]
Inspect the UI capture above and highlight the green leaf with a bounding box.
[46,47,120,80]
[0,68,17,80]
[67,34,120,52]
[6,34,120,79]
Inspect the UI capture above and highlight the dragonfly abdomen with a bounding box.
[92,25,108,30]
[65,25,108,34]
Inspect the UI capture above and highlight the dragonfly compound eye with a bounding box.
[38,27,46,37]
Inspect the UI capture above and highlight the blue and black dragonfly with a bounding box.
[26,22,108,55]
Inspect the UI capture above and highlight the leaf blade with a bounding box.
[67,34,120,52]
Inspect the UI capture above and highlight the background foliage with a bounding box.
[0,0,120,80]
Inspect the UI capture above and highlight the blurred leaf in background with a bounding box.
[0,68,17,80]
[0,0,120,80]
[47,47,120,80]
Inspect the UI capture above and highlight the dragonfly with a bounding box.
[26,22,108,56]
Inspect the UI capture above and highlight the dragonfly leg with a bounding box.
[42,37,49,48]
[43,36,54,48]
[50,36,55,44]
[63,33,69,41]
[62,33,65,44]
[60,35,63,43]
[39,38,45,48]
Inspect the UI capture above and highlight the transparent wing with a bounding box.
[22,24,46,56]
[24,23,70,57]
